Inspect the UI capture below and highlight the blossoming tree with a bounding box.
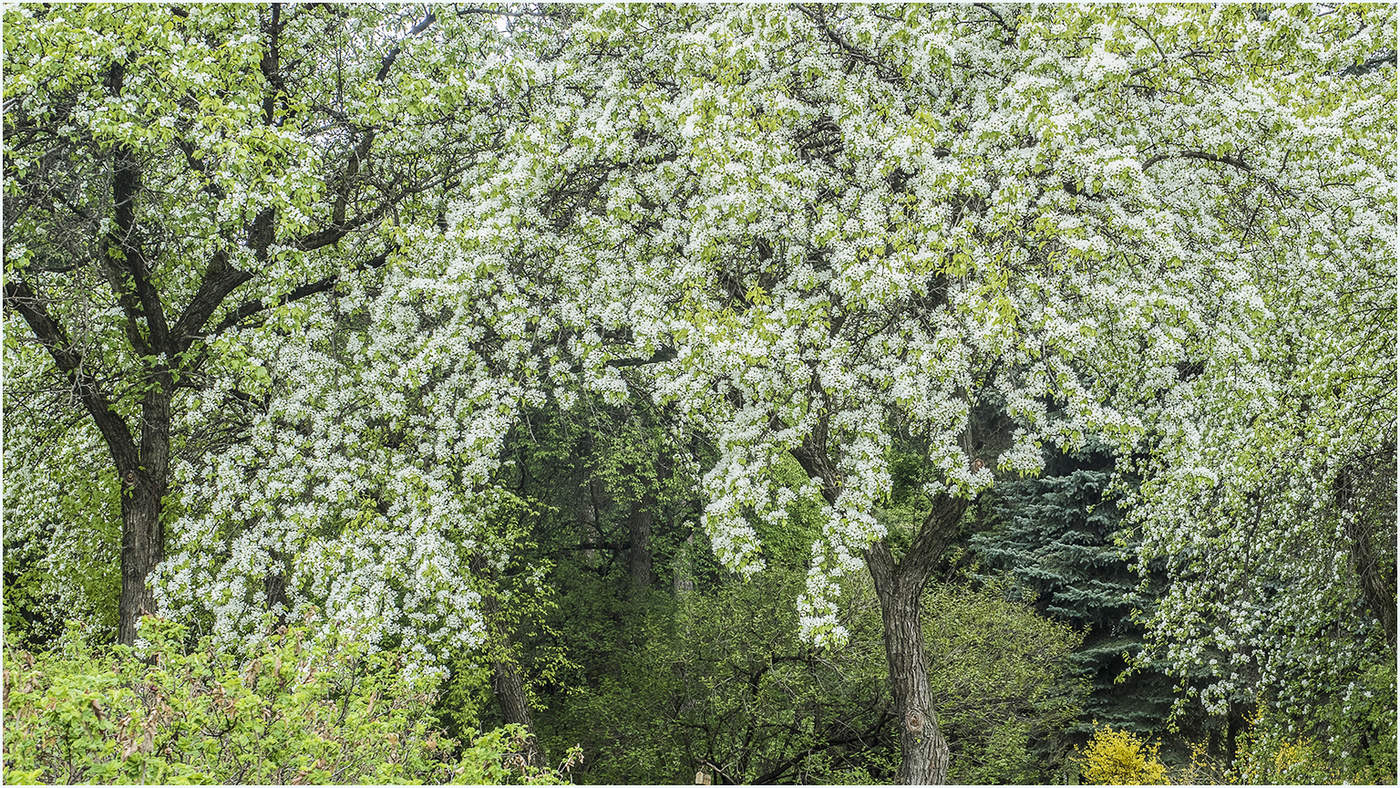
[4,4,1392,784]
[473,5,1394,782]
[2,3,528,644]
[1122,1,1396,733]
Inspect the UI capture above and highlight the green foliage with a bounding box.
[1321,657,1399,784]
[924,583,1087,784]
[2,618,566,785]
[534,565,1085,785]
[2,394,121,648]
[537,570,886,784]
[1074,725,1170,785]
[1229,657,1397,786]
[1231,708,1344,786]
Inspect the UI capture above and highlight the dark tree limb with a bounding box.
[3,276,138,472]
[170,251,252,353]
[1342,50,1396,76]
[211,249,393,335]
[1143,150,1253,172]
[376,11,437,82]
[105,62,171,354]
[606,346,677,369]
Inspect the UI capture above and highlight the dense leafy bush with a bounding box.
[924,583,1086,783]
[2,618,566,785]
[535,566,1085,784]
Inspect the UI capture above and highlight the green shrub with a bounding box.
[1230,707,1342,786]
[1223,658,1396,786]
[2,618,567,784]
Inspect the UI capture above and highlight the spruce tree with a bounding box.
[969,449,1175,740]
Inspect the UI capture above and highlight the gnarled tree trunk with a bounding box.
[869,547,950,784]
[864,491,966,784]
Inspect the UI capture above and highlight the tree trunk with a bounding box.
[117,391,172,645]
[580,477,604,567]
[117,476,165,645]
[627,497,654,593]
[491,652,545,766]
[1346,514,1397,647]
[864,494,969,784]
[474,567,545,767]
[674,529,697,595]
[792,423,976,784]
[868,544,950,785]
[1337,443,1397,646]
[265,549,289,622]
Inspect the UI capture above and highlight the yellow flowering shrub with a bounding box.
[1232,707,1346,785]
[1074,725,1170,785]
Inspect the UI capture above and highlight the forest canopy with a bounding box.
[3,3,1395,785]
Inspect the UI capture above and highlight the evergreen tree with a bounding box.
[969,449,1175,741]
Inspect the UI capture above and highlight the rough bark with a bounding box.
[627,496,654,593]
[1338,442,1398,646]
[865,494,969,785]
[1347,514,1397,646]
[473,564,545,767]
[580,477,604,567]
[674,529,697,595]
[117,472,166,645]
[792,423,973,784]
[870,553,950,785]
[117,388,173,644]
[491,652,544,766]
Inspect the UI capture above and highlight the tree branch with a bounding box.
[1342,50,1396,76]
[4,276,138,471]
[791,420,840,505]
[170,251,253,353]
[900,493,970,587]
[606,346,677,369]
[1143,150,1253,172]
[376,11,437,82]
[211,249,393,335]
[105,62,171,354]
